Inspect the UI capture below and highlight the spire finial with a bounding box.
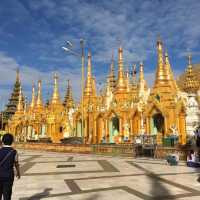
[30,83,35,109]
[139,61,144,82]
[188,53,192,66]
[51,73,60,104]
[108,51,116,91]
[16,68,20,82]
[154,37,165,85]
[84,51,93,96]
[36,80,43,108]
[111,49,114,61]
[116,46,125,92]
[157,34,161,42]
[138,62,148,93]
[87,51,92,77]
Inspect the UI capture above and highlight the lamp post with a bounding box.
[62,39,85,142]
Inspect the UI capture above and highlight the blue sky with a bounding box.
[0,0,200,109]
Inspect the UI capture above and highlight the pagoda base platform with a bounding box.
[14,142,191,160]
[39,137,52,143]
[60,137,83,144]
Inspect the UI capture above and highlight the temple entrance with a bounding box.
[27,125,35,140]
[76,119,82,137]
[151,113,165,135]
[109,116,119,143]
[40,124,46,138]
[15,125,22,142]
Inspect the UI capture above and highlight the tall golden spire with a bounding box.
[154,37,165,85]
[36,80,43,108]
[116,46,125,92]
[109,52,116,90]
[183,54,199,93]
[164,52,178,90]
[17,86,23,112]
[51,73,61,104]
[84,51,93,96]
[30,83,35,109]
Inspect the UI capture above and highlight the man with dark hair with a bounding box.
[0,133,20,200]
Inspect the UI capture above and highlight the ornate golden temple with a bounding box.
[4,38,200,145]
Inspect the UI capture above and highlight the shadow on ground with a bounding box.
[131,160,172,200]
[20,188,52,200]
[84,194,100,200]
[149,172,171,200]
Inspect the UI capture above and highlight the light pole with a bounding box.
[62,39,85,142]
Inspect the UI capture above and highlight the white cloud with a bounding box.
[1,0,200,110]
[0,52,82,108]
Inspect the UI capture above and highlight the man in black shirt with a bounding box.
[0,133,20,200]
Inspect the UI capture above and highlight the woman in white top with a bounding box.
[187,150,200,167]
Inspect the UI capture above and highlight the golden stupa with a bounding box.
[6,38,200,145]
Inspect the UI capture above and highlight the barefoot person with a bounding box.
[0,133,20,200]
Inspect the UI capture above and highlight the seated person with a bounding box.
[187,150,200,167]
[166,152,179,166]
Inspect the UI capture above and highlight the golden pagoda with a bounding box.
[7,39,190,145]
[7,86,24,141]
[145,38,186,144]
[45,73,66,142]
[3,70,24,129]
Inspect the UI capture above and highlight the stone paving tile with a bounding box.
[12,150,200,200]
[25,161,103,174]
[75,175,189,196]
[42,189,143,200]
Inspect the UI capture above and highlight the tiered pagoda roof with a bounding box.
[3,69,24,122]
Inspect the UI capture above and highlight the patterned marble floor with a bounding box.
[12,150,200,200]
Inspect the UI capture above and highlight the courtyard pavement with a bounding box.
[12,150,200,200]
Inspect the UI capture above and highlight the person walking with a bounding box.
[0,133,20,200]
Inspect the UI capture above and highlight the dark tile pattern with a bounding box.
[17,152,200,200]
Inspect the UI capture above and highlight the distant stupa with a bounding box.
[2,69,24,128]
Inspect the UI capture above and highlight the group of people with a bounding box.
[166,149,200,168]
[0,133,20,200]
